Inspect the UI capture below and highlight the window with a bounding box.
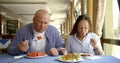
[104,0,120,39]
[104,0,120,59]
[113,0,120,39]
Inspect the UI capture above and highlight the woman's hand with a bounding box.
[90,38,104,55]
[90,38,98,48]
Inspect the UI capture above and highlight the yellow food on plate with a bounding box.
[58,53,82,62]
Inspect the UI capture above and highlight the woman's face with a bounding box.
[77,19,89,37]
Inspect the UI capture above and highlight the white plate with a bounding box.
[57,56,83,63]
[25,54,47,59]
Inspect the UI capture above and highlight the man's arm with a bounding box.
[7,29,26,55]
[46,25,65,56]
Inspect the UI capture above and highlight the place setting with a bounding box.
[8,51,47,63]
[55,52,102,63]
[56,53,92,63]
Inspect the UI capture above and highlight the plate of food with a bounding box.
[25,52,47,58]
[57,53,83,62]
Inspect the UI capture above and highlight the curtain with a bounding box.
[93,0,106,38]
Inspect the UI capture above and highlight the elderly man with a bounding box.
[7,9,67,56]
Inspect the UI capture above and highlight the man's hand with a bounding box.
[17,40,29,52]
[59,47,67,55]
[49,48,59,56]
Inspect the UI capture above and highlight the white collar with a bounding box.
[34,30,45,35]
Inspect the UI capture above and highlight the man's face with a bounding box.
[33,13,50,33]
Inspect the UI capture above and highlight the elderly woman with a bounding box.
[65,14,104,55]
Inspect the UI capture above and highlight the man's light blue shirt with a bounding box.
[7,23,64,55]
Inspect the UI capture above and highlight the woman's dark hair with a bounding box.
[70,14,92,35]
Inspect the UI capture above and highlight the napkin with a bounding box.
[14,55,25,59]
[84,56,102,60]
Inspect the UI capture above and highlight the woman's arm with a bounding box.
[90,34,104,55]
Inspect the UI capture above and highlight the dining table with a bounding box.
[0,53,120,63]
